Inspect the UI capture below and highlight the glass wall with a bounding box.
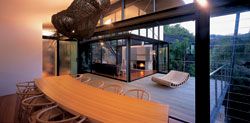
[79,35,168,82]
[89,40,127,81]
[99,0,194,26]
[156,0,193,12]
[160,21,195,122]
[125,0,153,20]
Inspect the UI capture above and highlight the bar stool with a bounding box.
[21,94,55,123]
[124,89,151,101]
[102,84,123,94]
[36,105,87,123]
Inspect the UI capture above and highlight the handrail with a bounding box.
[210,64,230,123]
[210,64,227,76]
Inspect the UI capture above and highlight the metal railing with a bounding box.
[210,64,231,123]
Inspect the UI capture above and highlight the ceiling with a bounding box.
[0,0,73,24]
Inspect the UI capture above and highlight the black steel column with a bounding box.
[156,43,159,72]
[152,0,156,38]
[101,44,103,64]
[168,43,170,72]
[90,43,93,73]
[195,1,210,123]
[76,40,81,74]
[126,38,131,82]
[158,26,160,40]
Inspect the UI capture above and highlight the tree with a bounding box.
[164,24,195,76]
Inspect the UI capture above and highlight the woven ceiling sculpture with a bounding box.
[52,0,110,39]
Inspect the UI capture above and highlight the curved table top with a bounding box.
[35,75,169,123]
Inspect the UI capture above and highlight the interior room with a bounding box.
[0,0,250,123]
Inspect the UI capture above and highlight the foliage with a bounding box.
[164,24,195,76]
[164,24,194,39]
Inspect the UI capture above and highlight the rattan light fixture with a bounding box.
[52,0,110,39]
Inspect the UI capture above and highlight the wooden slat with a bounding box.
[35,75,169,123]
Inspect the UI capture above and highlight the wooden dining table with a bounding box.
[35,75,169,123]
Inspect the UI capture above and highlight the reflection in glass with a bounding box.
[42,39,57,77]
[59,41,77,75]
[158,44,169,73]
[129,39,157,81]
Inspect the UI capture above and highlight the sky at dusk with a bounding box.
[174,12,250,35]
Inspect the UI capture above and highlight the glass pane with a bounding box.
[80,44,91,72]
[211,11,250,122]
[125,0,153,20]
[92,43,102,64]
[103,10,122,24]
[130,39,157,81]
[42,39,57,77]
[166,21,195,76]
[91,40,127,81]
[156,0,193,12]
[158,44,168,73]
[209,13,245,122]
[102,41,117,64]
[59,41,77,75]
[101,0,195,26]
[162,21,195,122]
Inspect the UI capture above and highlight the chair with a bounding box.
[16,81,42,100]
[36,105,86,123]
[85,80,104,88]
[21,94,55,123]
[151,70,190,88]
[124,89,151,101]
[102,84,123,94]
[16,81,43,120]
